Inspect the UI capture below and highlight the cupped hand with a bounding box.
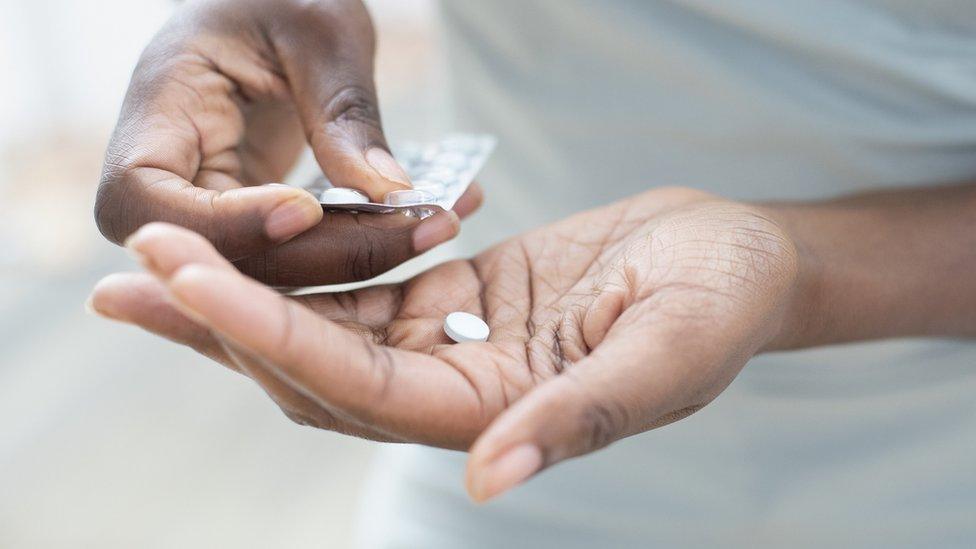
[95,0,456,285]
[90,187,801,501]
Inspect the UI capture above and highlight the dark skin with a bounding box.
[93,187,802,501]
[92,181,976,501]
[95,0,477,285]
[93,0,976,502]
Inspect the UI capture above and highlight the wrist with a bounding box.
[740,184,976,354]
[753,203,829,352]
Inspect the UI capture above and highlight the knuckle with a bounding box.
[232,249,280,286]
[340,223,403,281]
[275,300,305,366]
[203,191,269,260]
[324,85,381,131]
[340,242,371,282]
[560,374,629,455]
[578,400,623,453]
[203,192,233,256]
[362,341,396,409]
[306,84,384,153]
[275,0,374,48]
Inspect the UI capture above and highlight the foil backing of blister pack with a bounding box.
[303,133,496,218]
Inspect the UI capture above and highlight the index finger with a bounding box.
[170,263,482,447]
[128,223,484,446]
[233,183,483,286]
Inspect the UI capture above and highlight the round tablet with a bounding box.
[443,312,490,343]
[319,187,370,205]
[383,189,436,206]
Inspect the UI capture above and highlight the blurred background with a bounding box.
[0,0,446,546]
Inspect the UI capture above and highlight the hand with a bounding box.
[95,0,462,285]
[89,187,801,501]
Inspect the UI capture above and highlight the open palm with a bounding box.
[92,187,799,500]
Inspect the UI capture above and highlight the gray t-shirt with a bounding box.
[359,2,976,546]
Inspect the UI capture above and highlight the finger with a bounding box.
[465,307,741,502]
[96,44,322,256]
[87,272,229,367]
[126,221,407,325]
[168,264,481,445]
[452,182,484,221]
[125,222,241,279]
[125,222,481,443]
[233,208,460,286]
[87,270,398,440]
[232,183,478,286]
[97,149,323,258]
[154,266,481,446]
[126,203,461,289]
[268,2,410,201]
[216,338,402,442]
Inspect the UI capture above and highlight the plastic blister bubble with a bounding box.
[318,187,369,205]
[383,189,436,206]
[301,133,496,219]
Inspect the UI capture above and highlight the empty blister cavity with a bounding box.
[383,189,436,206]
[319,187,370,205]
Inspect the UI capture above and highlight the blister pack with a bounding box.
[303,133,496,218]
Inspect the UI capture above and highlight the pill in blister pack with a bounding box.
[303,133,496,218]
[318,187,369,205]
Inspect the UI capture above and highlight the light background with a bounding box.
[0,0,445,546]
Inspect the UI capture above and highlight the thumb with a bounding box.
[96,162,324,260]
[269,3,410,201]
[465,324,724,503]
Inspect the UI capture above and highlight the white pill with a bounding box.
[383,189,436,206]
[443,312,490,343]
[320,187,370,205]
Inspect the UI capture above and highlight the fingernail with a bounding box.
[469,444,543,503]
[85,292,117,320]
[412,210,460,253]
[265,196,322,241]
[366,147,411,187]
